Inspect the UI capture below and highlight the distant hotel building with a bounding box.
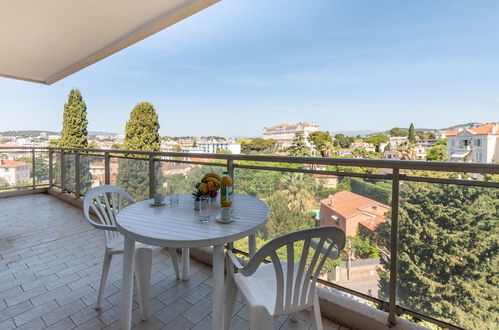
[262,122,319,148]
[442,123,499,162]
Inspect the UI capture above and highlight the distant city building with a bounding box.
[349,141,375,152]
[320,191,389,237]
[197,140,241,154]
[89,159,118,186]
[0,159,30,186]
[262,122,319,148]
[444,123,499,162]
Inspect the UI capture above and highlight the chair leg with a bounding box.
[96,251,112,310]
[290,312,298,322]
[168,248,180,280]
[224,276,237,330]
[311,292,324,330]
[250,306,273,330]
[134,248,153,321]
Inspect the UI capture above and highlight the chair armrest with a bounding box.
[226,250,245,273]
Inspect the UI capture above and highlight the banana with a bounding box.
[203,172,221,181]
[203,177,221,187]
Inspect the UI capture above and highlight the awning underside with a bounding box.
[0,0,219,85]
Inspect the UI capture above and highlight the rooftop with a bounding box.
[0,194,347,330]
[0,160,29,168]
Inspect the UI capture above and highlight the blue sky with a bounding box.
[0,0,498,137]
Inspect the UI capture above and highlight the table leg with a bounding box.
[248,234,256,258]
[182,248,190,281]
[212,244,225,330]
[120,237,135,330]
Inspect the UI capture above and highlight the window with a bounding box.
[475,152,482,162]
[451,139,455,147]
[331,215,340,224]
[475,139,481,147]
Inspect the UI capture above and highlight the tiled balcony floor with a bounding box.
[0,194,349,330]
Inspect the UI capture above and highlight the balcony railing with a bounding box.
[1,146,498,330]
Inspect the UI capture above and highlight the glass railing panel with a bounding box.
[63,153,76,193]
[394,179,498,329]
[34,151,50,186]
[79,153,99,195]
[53,152,61,188]
[114,157,150,202]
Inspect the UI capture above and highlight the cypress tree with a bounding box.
[60,89,89,148]
[408,123,416,143]
[117,102,163,201]
[58,89,92,194]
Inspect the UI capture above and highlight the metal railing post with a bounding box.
[48,148,53,189]
[75,152,81,198]
[104,152,110,185]
[31,148,36,189]
[149,155,155,199]
[388,168,400,325]
[60,150,66,192]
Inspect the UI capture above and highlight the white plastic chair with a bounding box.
[225,227,346,330]
[83,185,181,316]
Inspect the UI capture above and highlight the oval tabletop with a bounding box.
[116,194,269,248]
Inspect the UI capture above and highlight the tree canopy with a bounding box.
[408,123,416,143]
[308,131,333,156]
[117,102,162,201]
[426,145,447,161]
[378,183,499,329]
[59,89,88,148]
[389,127,408,137]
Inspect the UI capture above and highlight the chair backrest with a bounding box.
[240,227,345,315]
[83,185,135,244]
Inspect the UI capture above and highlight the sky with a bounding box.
[0,0,498,137]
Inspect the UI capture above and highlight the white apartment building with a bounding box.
[443,123,499,162]
[262,122,319,148]
[197,140,241,154]
[0,159,30,186]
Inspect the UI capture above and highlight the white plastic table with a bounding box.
[116,194,269,330]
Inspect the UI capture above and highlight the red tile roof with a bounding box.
[470,123,499,135]
[0,160,29,168]
[440,129,459,136]
[320,191,389,232]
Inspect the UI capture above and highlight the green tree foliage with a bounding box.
[365,134,390,152]
[58,89,92,194]
[416,130,436,140]
[307,131,333,156]
[241,138,277,154]
[408,123,416,143]
[60,89,89,148]
[377,183,499,328]
[333,133,355,148]
[288,132,311,156]
[436,138,447,146]
[426,145,448,161]
[349,178,391,204]
[0,177,8,188]
[235,168,280,198]
[389,127,408,137]
[352,234,379,259]
[117,102,163,201]
[279,172,316,211]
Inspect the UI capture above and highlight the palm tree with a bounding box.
[279,173,316,211]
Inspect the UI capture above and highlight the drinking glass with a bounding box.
[169,183,179,205]
[199,196,211,223]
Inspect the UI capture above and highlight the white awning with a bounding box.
[0,0,219,85]
[450,151,470,159]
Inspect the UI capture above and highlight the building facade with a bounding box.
[0,160,30,186]
[320,191,389,237]
[444,123,499,162]
[262,122,319,148]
